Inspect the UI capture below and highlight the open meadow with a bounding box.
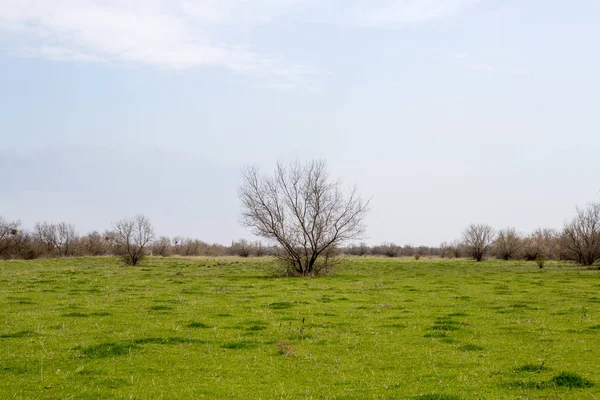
[1,257,600,399]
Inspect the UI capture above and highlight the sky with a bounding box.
[0,0,599,246]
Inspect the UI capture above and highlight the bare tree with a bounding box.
[522,228,559,262]
[253,241,267,257]
[102,230,118,254]
[34,221,58,254]
[346,242,370,256]
[0,217,20,257]
[561,202,600,266]
[173,237,203,256]
[462,224,495,262]
[440,240,462,258]
[13,231,41,260]
[356,242,370,256]
[373,242,401,257]
[33,221,77,256]
[400,245,414,257]
[56,222,77,256]
[113,215,155,266]
[494,227,523,260]
[79,231,109,256]
[151,236,172,257]
[231,239,253,257]
[239,160,370,276]
[171,237,227,257]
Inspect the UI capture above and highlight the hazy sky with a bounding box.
[1,0,599,246]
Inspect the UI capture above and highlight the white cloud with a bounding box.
[0,0,311,76]
[0,0,479,75]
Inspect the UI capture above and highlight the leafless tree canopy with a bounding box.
[57,222,77,256]
[33,221,77,256]
[151,236,173,257]
[561,202,600,266]
[522,228,559,262]
[0,217,20,256]
[231,239,253,257]
[113,215,155,266]
[462,224,495,262]
[34,222,58,253]
[494,228,523,261]
[440,240,463,259]
[239,160,370,276]
[346,242,370,256]
[376,242,401,258]
[78,231,109,256]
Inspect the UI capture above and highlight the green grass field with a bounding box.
[1,257,599,399]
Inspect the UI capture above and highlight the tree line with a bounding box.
[457,200,600,266]
[1,159,598,269]
[345,201,600,267]
[0,215,261,263]
[1,199,598,267]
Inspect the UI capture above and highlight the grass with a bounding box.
[0,256,599,399]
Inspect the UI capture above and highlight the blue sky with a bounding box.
[0,0,599,246]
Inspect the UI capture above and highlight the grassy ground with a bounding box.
[1,256,599,399]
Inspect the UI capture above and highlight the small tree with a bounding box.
[561,202,600,266]
[33,221,77,257]
[239,160,370,276]
[13,231,42,260]
[56,222,77,256]
[346,242,370,256]
[522,228,558,262]
[231,239,253,257]
[80,231,109,256]
[494,227,523,260]
[440,240,462,258]
[113,215,155,266]
[0,217,20,257]
[357,242,370,256]
[34,221,58,254]
[378,242,401,257]
[254,241,270,257]
[462,224,495,262]
[402,245,415,257]
[151,236,173,257]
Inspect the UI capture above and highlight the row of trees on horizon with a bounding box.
[352,200,600,267]
[1,159,598,269]
[1,199,598,266]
